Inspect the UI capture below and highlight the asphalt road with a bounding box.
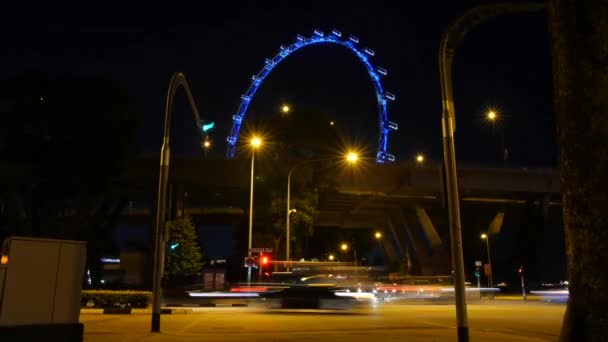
[81,301,565,342]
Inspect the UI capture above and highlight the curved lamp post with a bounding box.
[152,72,202,333]
[439,3,546,341]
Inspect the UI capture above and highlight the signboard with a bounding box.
[475,260,482,267]
[251,248,273,253]
[484,263,492,276]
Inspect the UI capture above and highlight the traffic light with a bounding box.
[518,266,524,275]
[262,255,269,265]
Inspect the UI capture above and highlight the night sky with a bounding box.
[0,1,556,167]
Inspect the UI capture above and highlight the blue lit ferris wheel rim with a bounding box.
[226,29,397,163]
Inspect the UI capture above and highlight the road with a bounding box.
[81,301,565,342]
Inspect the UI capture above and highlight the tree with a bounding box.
[549,1,608,340]
[0,73,140,285]
[165,216,204,281]
[244,108,341,259]
[268,188,318,260]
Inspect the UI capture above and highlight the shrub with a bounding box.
[81,290,152,308]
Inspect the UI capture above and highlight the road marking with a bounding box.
[179,314,208,333]
[416,320,455,329]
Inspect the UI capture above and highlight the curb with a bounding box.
[165,303,249,308]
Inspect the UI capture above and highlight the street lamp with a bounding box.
[480,233,493,288]
[416,154,425,164]
[285,152,358,263]
[247,136,262,285]
[328,254,335,261]
[152,72,202,333]
[375,232,382,239]
[486,110,497,121]
[281,104,290,114]
[440,4,545,340]
[347,152,358,163]
[486,109,508,162]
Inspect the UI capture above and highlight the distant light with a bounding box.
[170,242,180,250]
[364,47,375,56]
[203,140,211,149]
[349,35,359,44]
[1,255,7,265]
[416,154,425,163]
[40,97,44,101]
[251,137,262,148]
[100,280,105,284]
[377,67,388,76]
[281,104,290,114]
[481,233,488,239]
[313,29,324,37]
[100,258,120,264]
[341,243,348,251]
[375,232,382,239]
[330,121,335,126]
[328,254,335,261]
[487,110,497,121]
[331,28,342,37]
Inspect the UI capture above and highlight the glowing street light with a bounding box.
[251,137,262,148]
[481,233,493,288]
[341,243,348,251]
[487,110,497,121]
[330,121,335,126]
[375,232,382,239]
[328,254,335,261]
[347,152,358,163]
[416,154,425,164]
[247,136,263,285]
[281,104,290,114]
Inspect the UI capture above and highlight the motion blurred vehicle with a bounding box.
[261,285,356,310]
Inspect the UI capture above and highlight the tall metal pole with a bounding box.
[286,168,293,263]
[439,4,545,340]
[247,149,255,285]
[485,237,493,288]
[440,27,470,342]
[151,141,169,333]
[152,72,202,333]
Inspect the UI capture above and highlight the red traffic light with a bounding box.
[262,256,269,265]
[518,266,524,274]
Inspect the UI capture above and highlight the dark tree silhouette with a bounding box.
[0,73,140,285]
[549,2,608,340]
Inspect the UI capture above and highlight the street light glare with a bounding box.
[341,243,348,251]
[203,140,211,148]
[481,233,488,239]
[416,154,425,163]
[375,232,382,239]
[487,110,497,121]
[346,152,358,163]
[328,254,335,261]
[330,121,335,126]
[251,137,262,148]
[281,104,290,114]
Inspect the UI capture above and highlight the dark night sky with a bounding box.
[0,1,556,167]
